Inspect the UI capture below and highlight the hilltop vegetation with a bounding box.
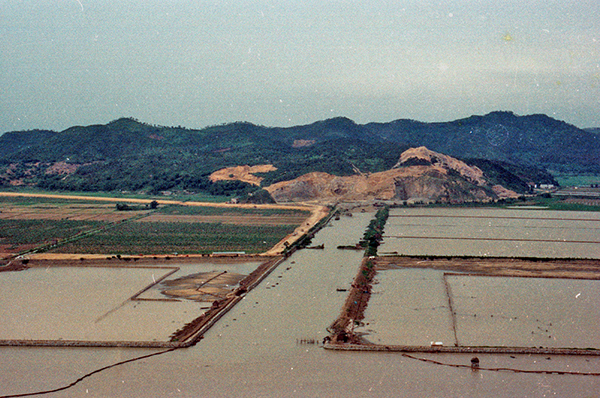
[1,111,590,197]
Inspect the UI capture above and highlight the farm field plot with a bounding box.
[380,207,600,258]
[0,260,262,344]
[0,194,310,257]
[448,274,600,349]
[0,201,141,222]
[0,219,103,257]
[144,204,309,226]
[0,196,147,257]
[0,265,185,342]
[359,268,454,346]
[347,207,600,353]
[50,221,298,255]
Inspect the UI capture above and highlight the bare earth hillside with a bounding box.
[394,146,486,185]
[264,147,518,203]
[209,164,277,186]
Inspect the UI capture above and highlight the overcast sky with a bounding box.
[1,0,599,133]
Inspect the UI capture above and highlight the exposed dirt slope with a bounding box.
[265,147,518,203]
[394,146,486,185]
[209,164,277,186]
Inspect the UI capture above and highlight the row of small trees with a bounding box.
[115,200,158,211]
[360,205,389,257]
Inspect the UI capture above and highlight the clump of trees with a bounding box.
[116,200,158,211]
[239,189,275,204]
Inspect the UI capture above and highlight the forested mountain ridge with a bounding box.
[1,111,594,196]
[364,112,600,174]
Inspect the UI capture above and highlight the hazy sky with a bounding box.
[1,0,599,133]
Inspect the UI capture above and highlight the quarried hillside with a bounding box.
[264,147,518,203]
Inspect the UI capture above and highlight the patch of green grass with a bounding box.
[500,195,600,212]
[0,188,230,203]
[0,195,102,206]
[553,175,600,187]
[528,197,600,212]
[169,193,231,203]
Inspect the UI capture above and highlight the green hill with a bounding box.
[2,111,593,196]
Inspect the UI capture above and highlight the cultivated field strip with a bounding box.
[0,193,318,257]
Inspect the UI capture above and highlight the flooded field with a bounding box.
[359,268,455,346]
[1,208,600,397]
[360,269,600,350]
[361,208,600,351]
[449,275,600,349]
[0,262,260,344]
[380,208,600,258]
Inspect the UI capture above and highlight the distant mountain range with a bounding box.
[0,111,597,196]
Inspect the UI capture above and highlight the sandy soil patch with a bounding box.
[292,139,316,148]
[44,161,81,175]
[209,164,277,186]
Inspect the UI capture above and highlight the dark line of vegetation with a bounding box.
[359,205,390,257]
[116,200,158,211]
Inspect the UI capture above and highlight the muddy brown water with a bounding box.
[381,207,600,258]
[1,209,600,397]
[0,262,261,343]
[360,269,600,350]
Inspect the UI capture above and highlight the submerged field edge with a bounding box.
[0,339,185,349]
[323,343,600,356]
